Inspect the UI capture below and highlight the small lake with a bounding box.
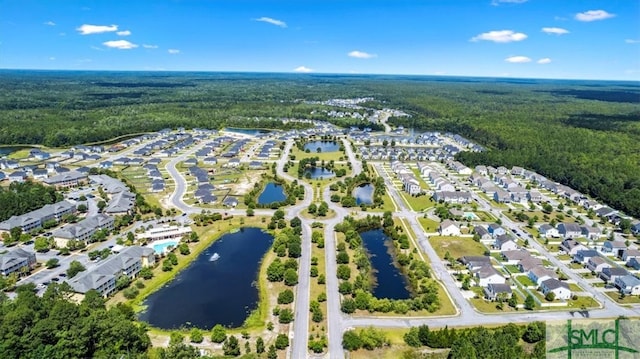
[303,140,339,153]
[360,229,411,300]
[304,167,335,179]
[138,227,274,329]
[224,127,270,136]
[0,146,27,156]
[353,183,374,205]
[257,182,286,204]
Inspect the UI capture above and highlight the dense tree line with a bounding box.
[0,182,63,222]
[402,322,546,359]
[0,283,150,359]
[2,72,638,216]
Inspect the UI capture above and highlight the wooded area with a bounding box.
[1,71,638,216]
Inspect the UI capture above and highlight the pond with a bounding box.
[353,183,374,205]
[360,229,411,300]
[257,182,286,205]
[224,127,271,136]
[304,167,335,179]
[138,227,274,329]
[0,146,27,156]
[303,140,339,153]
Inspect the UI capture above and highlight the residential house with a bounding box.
[488,224,506,237]
[527,190,543,203]
[400,173,421,196]
[528,266,557,285]
[249,161,264,170]
[68,245,154,298]
[459,256,492,271]
[501,249,531,265]
[586,256,611,273]
[621,248,640,262]
[602,240,627,257]
[222,196,239,207]
[484,283,512,301]
[438,220,461,236]
[227,158,241,168]
[626,258,640,270]
[203,157,218,165]
[52,214,115,248]
[558,223,582,239]
[539,224,560,238]
[581,226,601,241]
[474,265,506,287]
[474,226,492,241]
[614,275,640,296]
[599,267,629,283]
[560,239,588,256]
[0,200,75,234]
[493,189,511,203]
[494,234,518,252]
[8,171,26,182]
[518,257,543,273]
[540,278,571,300]
[43,171,88,188]
[433,191,471,204]
[0,248,37,276]
[573,250,599,265]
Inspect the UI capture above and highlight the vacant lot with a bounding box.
[429,236,487,260]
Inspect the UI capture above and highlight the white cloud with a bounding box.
[537,58,552,64]
[575,10,615,22]
[625,39,640,44]
[505,56,531,63]
[168,49,180,54]
[471,30,527,43]
[293,66,313,73]
[77,24,118,35]
[116,30,131,36]
[491,0,527,5]
[542,27,569,35]
[348,50,377,59]
[90,45,104,51]
[48,57,55,61]
[103,40,138,49]
[143,44,159,49]
[44,21,56,26]
[255,17,287,28]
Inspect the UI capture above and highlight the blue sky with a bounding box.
[1,0,639,80]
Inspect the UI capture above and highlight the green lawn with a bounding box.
[516,276,536,287]
[606,292,640,304]
[428,236,487,260]
[418,217,440,233]
[401,192,436,212]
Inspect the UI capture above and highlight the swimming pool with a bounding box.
[149,240,178,255]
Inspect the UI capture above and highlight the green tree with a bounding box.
[524,294,536,310]
[33,237,51,252]
[67,260,86,278]
[139,266,154,279]
[284,268,298,286]
[278,308,294,324]
[256,337,265,354]
[277,289,294,304]
[211,324,227,343]
[275,334,289,349]
[223,335,241,356]
[45,258,59,269]
[342,330,363,351]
